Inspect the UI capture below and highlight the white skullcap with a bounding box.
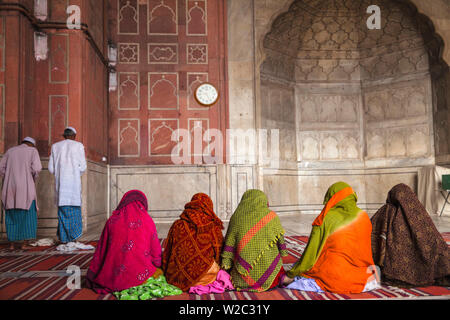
[22,137,36,146]
[65,126,77,135]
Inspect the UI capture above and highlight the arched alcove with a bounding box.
[261,0,449,168]
[259,0,450,214]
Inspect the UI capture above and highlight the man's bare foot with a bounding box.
[282,275,294,286]
[8,243,15,251]
[20,241,33,250]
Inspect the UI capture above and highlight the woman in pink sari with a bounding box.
[86,190,162,294]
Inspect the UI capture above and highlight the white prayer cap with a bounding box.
[22,137,36,146]
[65,126,77,135]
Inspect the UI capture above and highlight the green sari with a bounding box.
[221,189,288,292]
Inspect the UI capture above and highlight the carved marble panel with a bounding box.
[299,131,360,161]
[298,94,359,124]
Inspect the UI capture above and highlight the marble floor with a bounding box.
[77,212,450,242]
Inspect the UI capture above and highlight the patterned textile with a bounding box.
[371,183,450,287]
[57,206,83,243]
[162,193,224,291]
[86,190,162,294]
[287,182,375,294]
[287,277,324,293]
[1,234,450,300]
[5,201,37,242]
[188,269,235,295]
[221,189,288,292]
[114,273,182,300]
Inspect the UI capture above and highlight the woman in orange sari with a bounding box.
[162,193,224,291]
[285,182,379,294]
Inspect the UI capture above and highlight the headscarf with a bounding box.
[115,190,148,212]
[180,193,223,232]
[371,183,450,287]
[288,182,375,294]
[162,193,224,291]
[86,190,162,294]
[221,189,287,292]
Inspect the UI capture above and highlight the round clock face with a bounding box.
[195,83,219,106]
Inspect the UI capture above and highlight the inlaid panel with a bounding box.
[149,119,179,156]
[118,0,139,34]
[109,0,227,165]
[118,119,140,157]
[148,0,178,35]
[148,43,178,64]
[189,118,210,157]
[49,95,68,145]
[187,72,208,110]
[187,44,208,64]
[0,17,4,72]
[148,73,179,110]
[118,43,140,64]
[49,33,69,84]
[187,0,207,36]
[118,72,140,110]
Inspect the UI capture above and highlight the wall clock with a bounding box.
[194,83,219,107]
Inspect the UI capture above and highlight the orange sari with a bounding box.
[287,182,375,294]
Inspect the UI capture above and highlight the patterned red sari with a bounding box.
[162,193,224,291]
[86,190,162,294]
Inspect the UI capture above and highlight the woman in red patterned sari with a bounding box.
[162,193,224,291]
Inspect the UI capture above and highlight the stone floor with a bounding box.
[78,213,450,242]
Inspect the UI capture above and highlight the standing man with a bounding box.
[49,127,87,244]
[0,137,42,250]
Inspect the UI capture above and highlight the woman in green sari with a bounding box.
[221,189,289,292]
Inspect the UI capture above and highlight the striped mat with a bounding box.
[0,234,449,300]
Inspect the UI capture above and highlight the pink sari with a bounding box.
[86,190,162,294]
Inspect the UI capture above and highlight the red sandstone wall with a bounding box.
[108,0,228,165]
[0,0,109,162]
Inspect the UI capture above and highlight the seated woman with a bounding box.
[371,183,450,287]
[221,189,288,292]
[285,182,378,294]
[86,190,163,294]
[162,193,226,292]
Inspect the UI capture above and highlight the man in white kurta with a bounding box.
[48,127,87,243]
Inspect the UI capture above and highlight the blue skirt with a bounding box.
[5,201,37,242]
[57,206,83,243]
